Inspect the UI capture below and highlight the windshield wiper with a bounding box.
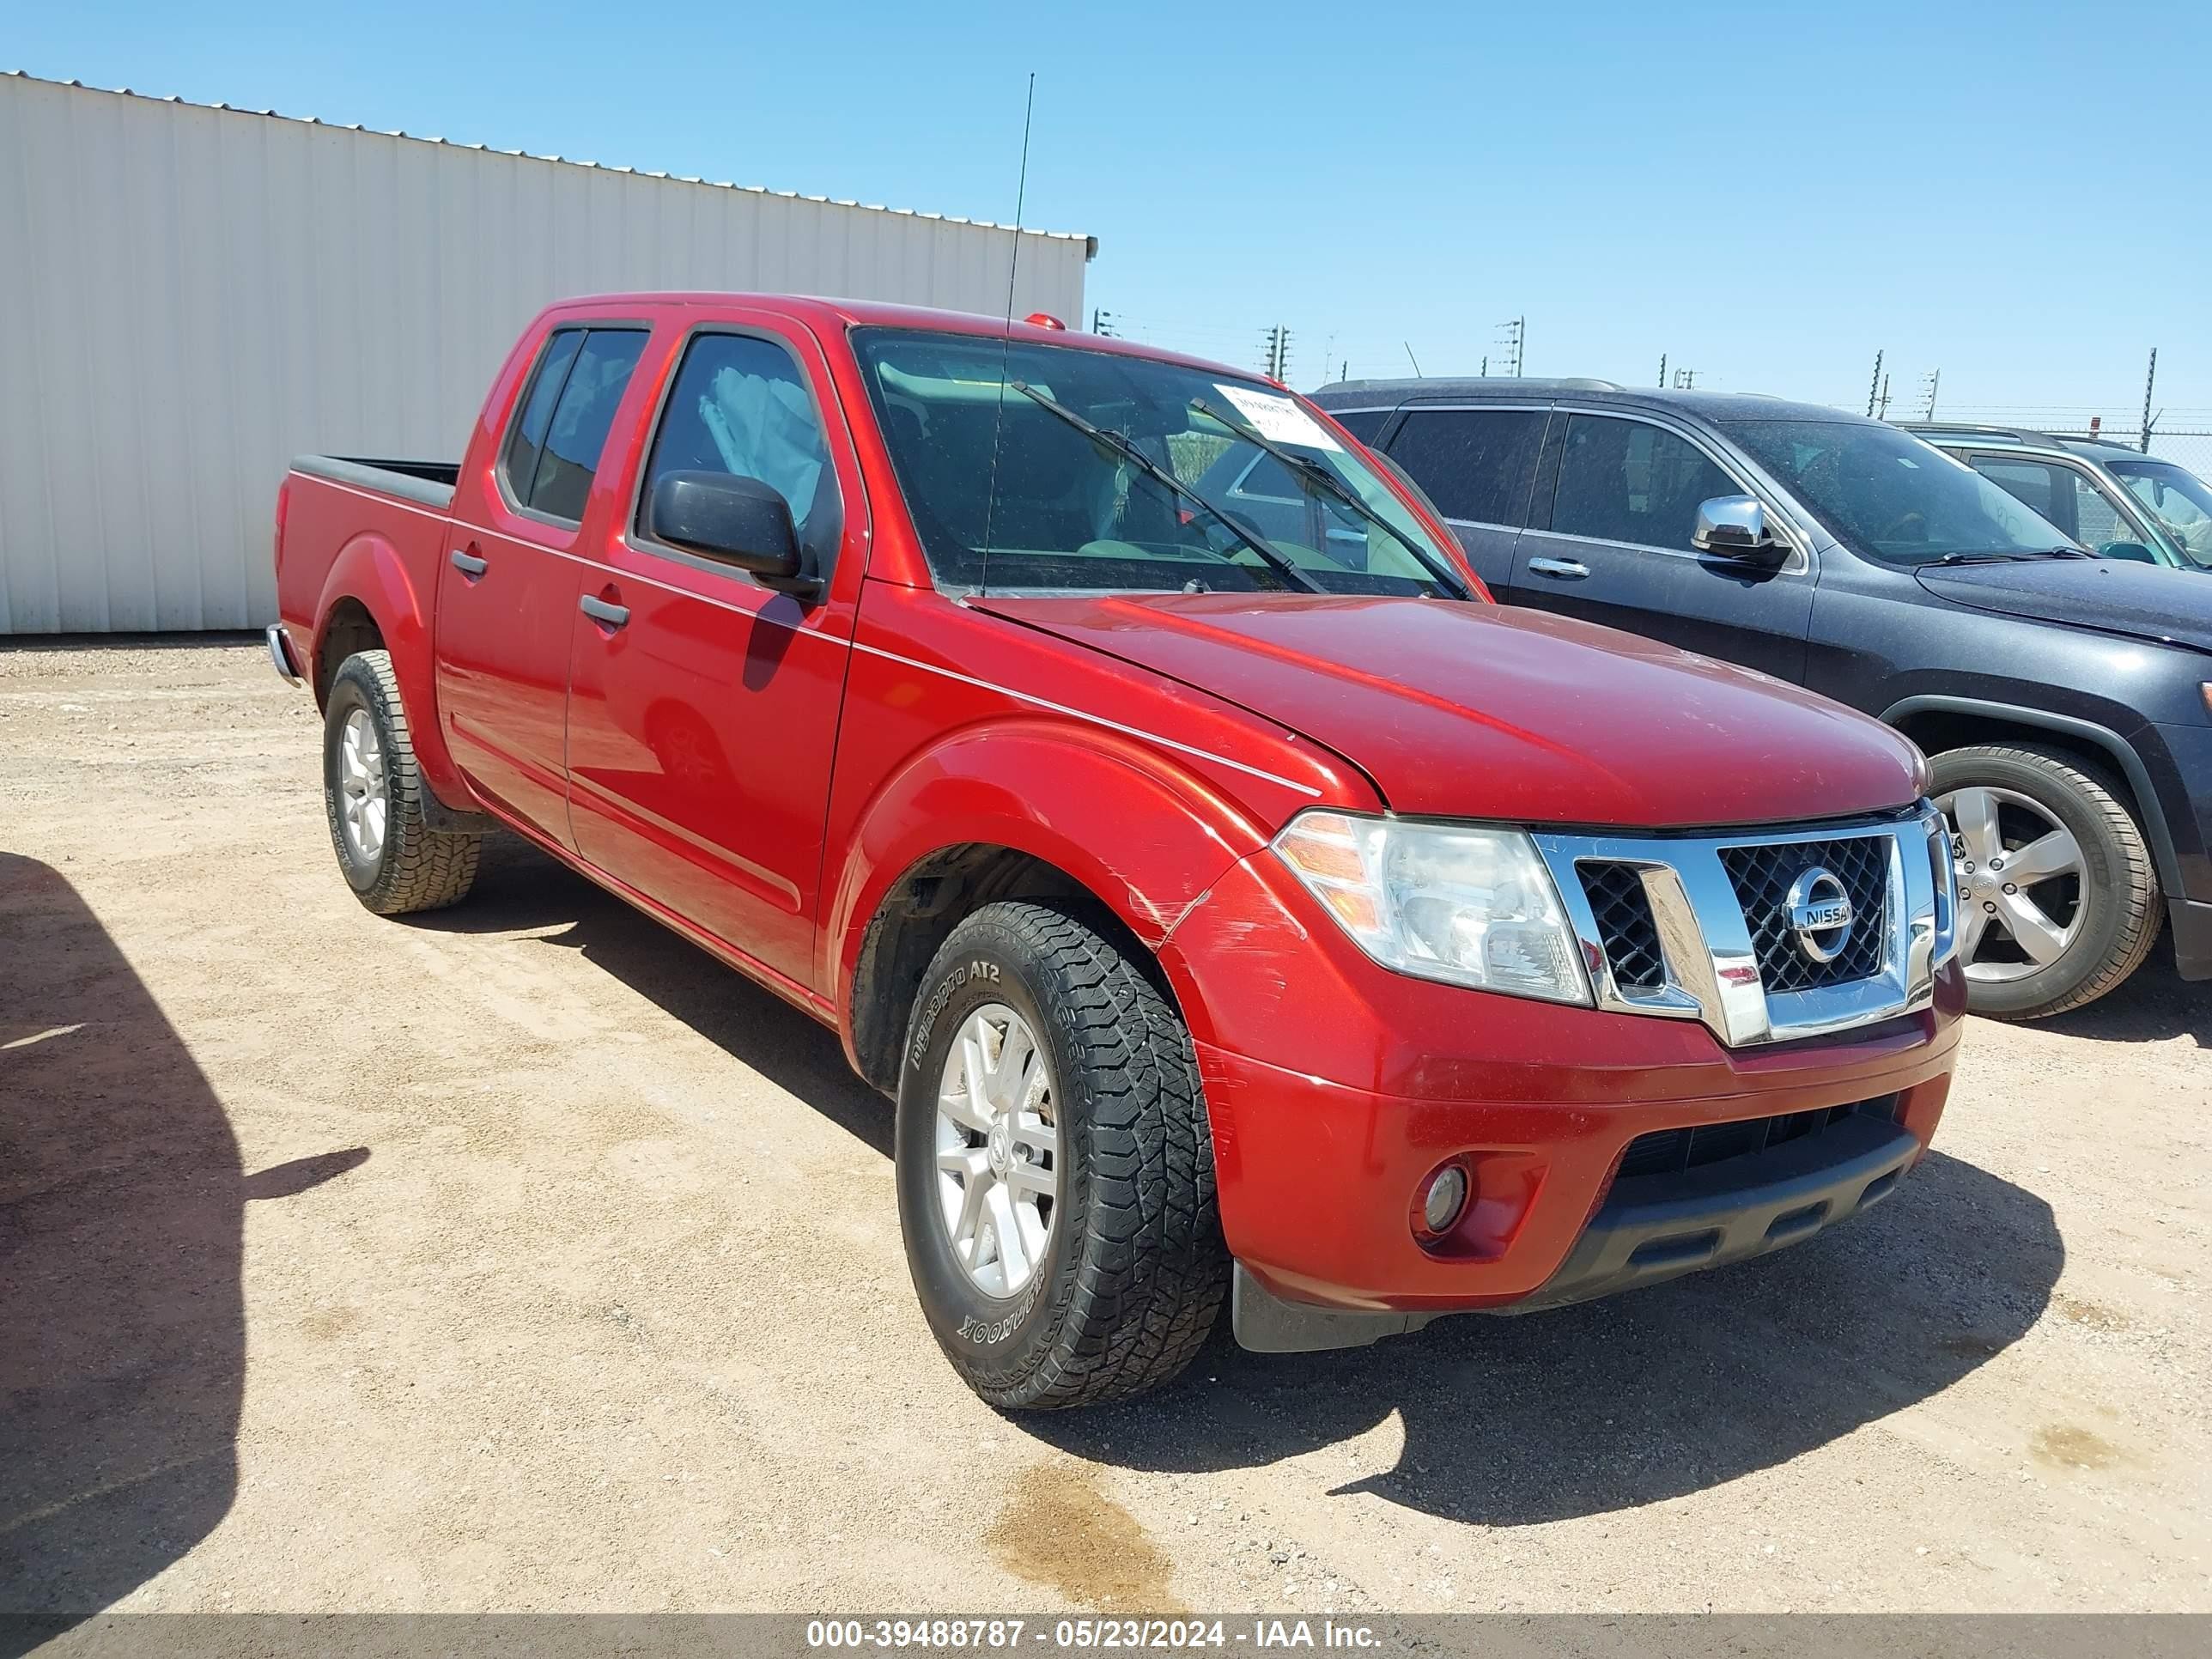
[1006,381,1326,594]
[1929,546,2093,565]
[1188,397,1471,599]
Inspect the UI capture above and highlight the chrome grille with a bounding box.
[1577,862,1665,992]
[1718,835,1892,994]
[1534,809,1950,1049]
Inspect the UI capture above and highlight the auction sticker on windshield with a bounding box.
[1214,383,1343,452]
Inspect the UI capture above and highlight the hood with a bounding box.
[1914,558,2212,653]
[975,593,1923,828]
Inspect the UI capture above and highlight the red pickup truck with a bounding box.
[271,293,1966,1407]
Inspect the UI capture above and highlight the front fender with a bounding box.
[828,719,1291,1052]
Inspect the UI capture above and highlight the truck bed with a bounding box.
[292,453,459,509]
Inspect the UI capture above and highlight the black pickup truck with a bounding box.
[1304,379,2212,1019]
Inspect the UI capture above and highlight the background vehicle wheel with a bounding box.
[895,900,1229,1409]
[322,650,482,915]
[1931,743,2159,1020]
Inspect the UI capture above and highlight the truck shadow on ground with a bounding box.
[0,855,363,1639]
[1028,1147,2060,1525]
[430,836,891,1156]
[2039,951,2209,1048]
[437,839,2062,1528]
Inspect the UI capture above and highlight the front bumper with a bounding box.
[1161,847,1966,1334]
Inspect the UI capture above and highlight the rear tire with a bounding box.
[895,901,1229,1409]
[1930,743,2158,1020]
[322,650,482,915]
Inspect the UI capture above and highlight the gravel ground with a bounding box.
[3,638,2207,1618]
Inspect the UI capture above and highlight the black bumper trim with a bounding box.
[1506,1114,1917,1315]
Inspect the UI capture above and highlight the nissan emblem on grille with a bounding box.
[1785,866,1856,963]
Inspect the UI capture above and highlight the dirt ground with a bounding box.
[3,638,2207,1619]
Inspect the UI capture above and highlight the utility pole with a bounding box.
[2142,347,2160,453]
[1090,307,1115,337]
[1658,354,1667,389]
[1497,316,1525,377]
[1918,368,1941,421]
[1673,368,1698,390]
[1866,350,1884,418]
[1479,356,1487,377]
[1876,373,1892,420]
[1260,325,1292,382]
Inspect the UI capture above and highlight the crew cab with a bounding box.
[1313,379,2212,1021]
[271,297,1965,1407]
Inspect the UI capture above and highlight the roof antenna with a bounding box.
[1403,341,1423,378]
[976,72,1036,600]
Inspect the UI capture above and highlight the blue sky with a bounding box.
[12,1,2208,415]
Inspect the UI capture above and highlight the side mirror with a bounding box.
[1692,494,1780,558]
[2096,540,2158,564]
[648,471,815,594]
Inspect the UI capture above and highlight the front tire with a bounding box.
[322,650,482,915]
[895,901,1229,1409]
[1932,743,2159,1020]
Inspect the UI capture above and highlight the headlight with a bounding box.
[1273,811,1591,1005]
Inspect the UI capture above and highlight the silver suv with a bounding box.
[1904,423,2212,573]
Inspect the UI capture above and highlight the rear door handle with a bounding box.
[450,549,489,577]
[579,594,629,629]
[1527,556,1590,580]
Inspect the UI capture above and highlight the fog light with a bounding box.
[1420,1164,1468,1236]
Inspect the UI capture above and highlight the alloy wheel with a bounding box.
[338,708,389,866]
[933,1003,1059,1298]
[1938,784,2087,983]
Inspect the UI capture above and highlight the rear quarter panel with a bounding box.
[275,472,465,802]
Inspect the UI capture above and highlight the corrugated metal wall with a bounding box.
[0,75,1091,633]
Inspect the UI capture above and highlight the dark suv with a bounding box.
[1309,377,2212,1018]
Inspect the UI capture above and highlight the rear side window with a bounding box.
[1549,415,1736,551]
[501,326,650,522]
[1387,409,1546,526]
[501,329,584,505]
[638,332,842,570]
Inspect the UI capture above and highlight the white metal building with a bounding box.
[0,73,1093,633]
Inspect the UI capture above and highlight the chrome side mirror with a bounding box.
[1692,494,1779,557]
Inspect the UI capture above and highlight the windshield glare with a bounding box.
[854,329,1457,596]
[2111,459,2212,568]
[1723,419,2076,565]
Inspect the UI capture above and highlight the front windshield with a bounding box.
[2110,459,2212,569]
[1723,419,2077,565]
[853,328,1460,596]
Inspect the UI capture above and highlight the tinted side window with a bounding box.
[517,328,650,521]
[1969,458,2059,520]
[639,333,842,568]
[501,328,585,506]
[1387,410,1546,526]
[1550,415,1736,551]
[1330,409,1390,445]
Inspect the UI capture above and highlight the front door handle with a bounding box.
[579,593,630,629]
[1527,556,1590,580]
[450,549,489,578]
